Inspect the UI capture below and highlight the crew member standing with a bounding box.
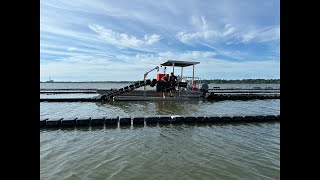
[169,72,177,96]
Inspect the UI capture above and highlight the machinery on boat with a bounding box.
[96,60,210,101]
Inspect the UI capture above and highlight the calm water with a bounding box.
[40,83,280,180]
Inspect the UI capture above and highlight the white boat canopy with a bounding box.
[160,60,200,67]
[160,60,200,81]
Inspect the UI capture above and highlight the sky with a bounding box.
[40,0,280,81]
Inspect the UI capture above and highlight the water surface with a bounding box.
[40,83,280,179]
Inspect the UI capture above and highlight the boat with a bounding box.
[96,60,210,101]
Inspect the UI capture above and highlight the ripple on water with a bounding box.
[41,123,280,179]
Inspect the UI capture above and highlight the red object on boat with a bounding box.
[193,80,198,91]
[157,73,167,81]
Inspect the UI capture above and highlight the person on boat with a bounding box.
[160,74,170,98]
[169,72,177,96]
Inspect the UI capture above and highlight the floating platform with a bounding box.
[40,93,280,102]
[40,91,97,94]
[40,114,280,128]
[207,93,280,100]
[114,96,194,101]
[40,98,97,102]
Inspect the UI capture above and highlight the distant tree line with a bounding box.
[201,79,280,84]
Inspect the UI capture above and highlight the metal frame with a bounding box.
[160,60,200,97]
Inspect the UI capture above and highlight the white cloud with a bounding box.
[177,16,237,44]
[115,51,217,71]
[240,26,280,43]
[88,24,161,48]
[125,51,279,80]
[177,15,279,45]
[177,16,220,44]
[67,47,77,51]
[222,24,235,37]
[40,0,280,81]
[197,59,279,79]
[145,34,161,45]
[41,50,217,81]
[41,23,105,45]
[158,51,216,60]
[41,51,279,81]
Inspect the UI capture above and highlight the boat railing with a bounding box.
[178,76,202,91]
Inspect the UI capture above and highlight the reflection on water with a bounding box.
[96,99,204,116]
[41,99,280,118]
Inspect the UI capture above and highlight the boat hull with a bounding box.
[114,96,197,101]
[97,89,203,101]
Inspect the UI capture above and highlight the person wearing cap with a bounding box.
[169,72,177,96]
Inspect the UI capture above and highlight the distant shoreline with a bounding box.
[40,79,280,84]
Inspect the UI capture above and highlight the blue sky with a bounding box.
[40,0,280,81]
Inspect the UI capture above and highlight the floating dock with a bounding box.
[40,79,280,101]
[40,93,279,102]
[40,88,280,94]
[40,114,280,128]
